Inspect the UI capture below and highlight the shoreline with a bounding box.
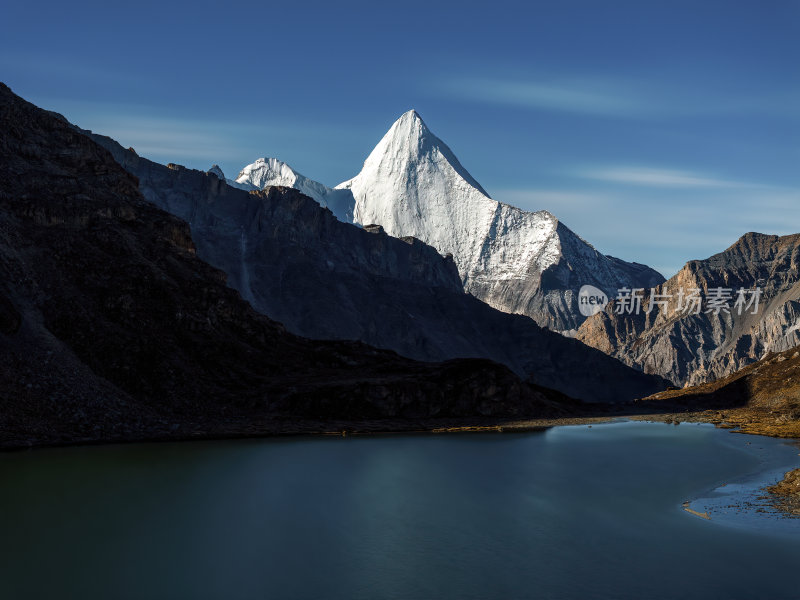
[2,407,797,451]
[0,414,619,453]
[3,411,799,523]
[682,444,800,530]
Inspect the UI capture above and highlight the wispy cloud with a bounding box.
[578,167,767,189]
[437,75,800,119]
[440,78,645,117]
[78,115,245,163]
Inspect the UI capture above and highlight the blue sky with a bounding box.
[2,0,798,276]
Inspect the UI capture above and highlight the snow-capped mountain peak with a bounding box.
[335,110,664,331]
[338,109,489,198]
[335,110,500,288]
[235,157,354,222]
[235,158,325,198]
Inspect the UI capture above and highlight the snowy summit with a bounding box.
[235,157,354,221]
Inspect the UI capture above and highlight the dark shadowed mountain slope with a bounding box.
[84,126,667,403]
[0,82,572,447]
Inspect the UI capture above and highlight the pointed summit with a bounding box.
[377,109,488,190]
[338,109,489,198]
[392,109,428,137]
[398,108,423,122]
[336,110,500,289]
[377,109,430,158]
[385,110,427,149]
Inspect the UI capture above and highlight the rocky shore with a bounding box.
[767,469,800,516]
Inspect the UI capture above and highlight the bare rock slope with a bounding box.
[577,233,800,386]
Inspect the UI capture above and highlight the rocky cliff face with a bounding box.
[577,233,800,386]
[0,82,568,447]
[85,123,667,403]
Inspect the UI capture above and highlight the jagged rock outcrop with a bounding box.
[0,82,572,447]
[577,233,800,386]
[84,122,667,403]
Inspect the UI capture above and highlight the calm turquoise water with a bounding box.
[0,421,798,600]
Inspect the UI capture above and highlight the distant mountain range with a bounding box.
[86,104,800,394]
[227,110,800,389]
[1,82,797,447]
[85,127,666,404]
[233,110,664,333]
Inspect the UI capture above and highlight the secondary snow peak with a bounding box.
[235,156,355,222]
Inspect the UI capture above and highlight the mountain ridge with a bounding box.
[82,115,668,403]
[236,109,664,332]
